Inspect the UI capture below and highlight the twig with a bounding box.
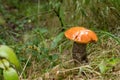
[56,65,101,76]
[19,54,32,78]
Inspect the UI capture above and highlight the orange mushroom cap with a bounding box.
[65,27,98,43]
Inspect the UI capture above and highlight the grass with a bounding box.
[0,0,120,80]
[20,34,119,80]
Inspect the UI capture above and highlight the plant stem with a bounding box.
[72,42,88,64]
[53,0,65,32]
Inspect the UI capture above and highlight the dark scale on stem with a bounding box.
[72,42,88,64]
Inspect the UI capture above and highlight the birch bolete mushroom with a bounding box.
[65,27,98,64]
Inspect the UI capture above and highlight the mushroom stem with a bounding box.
[72,42,88,64]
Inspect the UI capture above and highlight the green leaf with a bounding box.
[80,8,87,17]
[99,60,107,74]
[59,44,62,53]
[0,16,6,25]
[59,6,65,27]
[107,58,119,66]
[0,45,21,70]
[3,67,19,80]
[82,0,90,5]
[0,59,10,69]
[50,54,59,61]
[50,32,64,49]
[39,28,48,34]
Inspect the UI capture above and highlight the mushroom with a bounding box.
[65,27,98,64]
